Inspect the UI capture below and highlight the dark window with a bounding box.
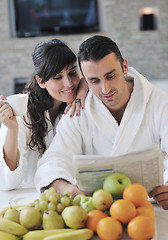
[14,77,28,94]
[140,13,158,30]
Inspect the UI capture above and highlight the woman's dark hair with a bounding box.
[78,35,124,74]
[23,39,76,155]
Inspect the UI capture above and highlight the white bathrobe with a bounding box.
[34,68,168,192]
[0,111,59,190]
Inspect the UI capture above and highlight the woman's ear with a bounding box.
[122,58,128,75]
[36,75,45,89]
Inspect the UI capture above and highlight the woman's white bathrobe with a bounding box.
[34,67,168,192]
[0,111,59,190]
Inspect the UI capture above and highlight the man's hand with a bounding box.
[50,179,90,199]
[149,185,168,210]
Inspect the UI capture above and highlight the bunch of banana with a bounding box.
[0,217,28,236]
[23,228,93,240]
[0,230,20,240]
[43,229,93,240]
[23,229,75,240]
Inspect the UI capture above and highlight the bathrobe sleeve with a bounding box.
[152,90,168,184]
[0,111,56,190]
[34,111,89,192]
[0,117,29,190]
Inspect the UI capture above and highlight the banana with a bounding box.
[0,217,28,236]
[43,228,94,240]
[23,229,75,240]
[0,230,20,240]
[0,205,26,216]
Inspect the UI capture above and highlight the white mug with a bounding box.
[0,93,28,116]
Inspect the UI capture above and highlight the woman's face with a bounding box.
[37,64,80,103]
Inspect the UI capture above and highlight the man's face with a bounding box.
[80,53,129,112]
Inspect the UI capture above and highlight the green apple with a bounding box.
[80,196,95,212]
[103,173,131,199]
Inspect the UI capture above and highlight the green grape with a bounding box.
[39,200,48,211]
[72,195,81,206]
[34,202,41,211]
[48,187,56,194]
[34,199,40,205]
[63,191,71,197]
[49,193,60,203]
[60,196,71,207]
[44,189,49,195]
[56,203,65,213]
[40,192,48,201]
[45,192,53,201]
[44,189,52,200]
[48,202,57,211]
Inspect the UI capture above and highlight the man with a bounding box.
[35,35,168,209]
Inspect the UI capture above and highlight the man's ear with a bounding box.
[35,75,45,89]
[122,58,128,75]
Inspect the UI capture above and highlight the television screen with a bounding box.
[12,0,99,37]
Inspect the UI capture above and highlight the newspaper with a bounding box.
[72,145,164,194]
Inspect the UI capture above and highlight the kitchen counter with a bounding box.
[0,188,167,240]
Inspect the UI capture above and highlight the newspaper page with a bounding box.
[72,145,164,193]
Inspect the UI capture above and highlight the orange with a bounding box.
[127,215,155,239]
[123,183,148,207]
[86,209,107,232]
[136,206,155,220]
[110,199,136,224]
[97,216,123,240]
[143,200,154,210]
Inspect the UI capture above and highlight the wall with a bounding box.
[0,0,168,96]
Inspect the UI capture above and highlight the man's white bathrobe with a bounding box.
[0,112,59,190]
[34,67,168,192]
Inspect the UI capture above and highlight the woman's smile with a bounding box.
[61,87,76,94]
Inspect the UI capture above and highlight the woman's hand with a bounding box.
[64,76,88,117]
[149,185,168,210]
[0,95,18,129]
[0,95,19,171]
[50,179,90,199]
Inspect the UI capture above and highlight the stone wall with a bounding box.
[0,0,168,96]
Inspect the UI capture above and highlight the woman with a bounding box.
[0,39,88,190]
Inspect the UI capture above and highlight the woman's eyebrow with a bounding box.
[70,65,77,70]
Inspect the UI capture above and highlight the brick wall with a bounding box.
[0,0,168,96]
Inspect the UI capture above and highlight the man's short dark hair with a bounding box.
[78,35,124,73]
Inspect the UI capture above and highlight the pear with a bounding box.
[19,207,42,230]
[92,189,113,210]
[62,206,88,229]
[4,208,20,223]
[42,211,65,230]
